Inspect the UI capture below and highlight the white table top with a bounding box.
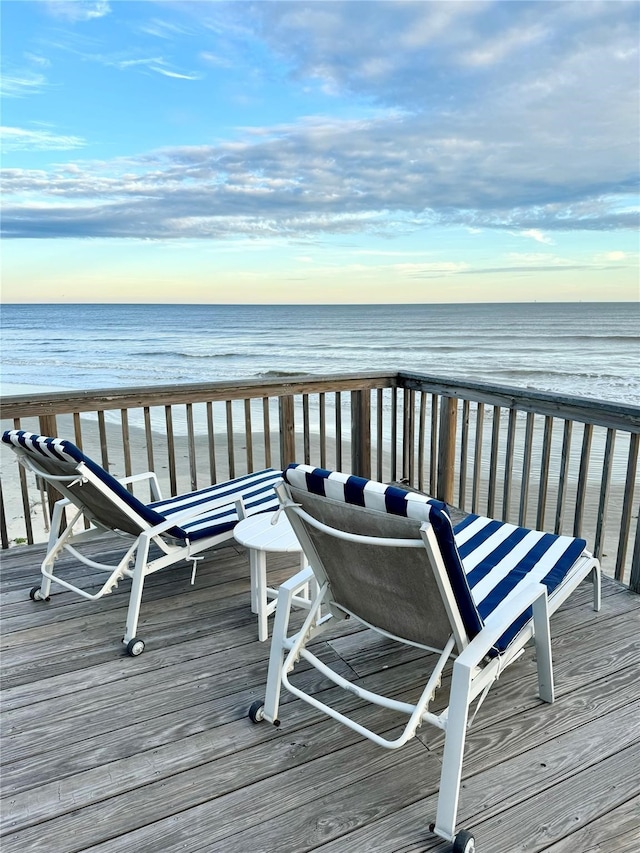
[234,511,302,553]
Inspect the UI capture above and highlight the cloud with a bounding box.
[1,1,638,241]
[594,251,629,262]
[462,23,549,67]
[43,1,111,22]
[2,106,638,239]
[148,66,203,81]
[463,263,593,275]
[1,71,48,99]
[24,53,51,68]
[394,261,471,278]
[199,52,234,69]
[0,126,86,152]
[56,49,204,81]
[518,229,555,245]
[137,17,196,40]
[246,1,638,111]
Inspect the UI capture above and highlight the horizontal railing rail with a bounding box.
[1,372,638,592]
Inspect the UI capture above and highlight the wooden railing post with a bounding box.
[351,390,371,478]
[402,389,414,483]
[279,395,296,469]
[38,414,58,440]
[616,431,639,583]
[629,514,640,594]
[437,396,458,505]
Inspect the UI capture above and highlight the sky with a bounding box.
[1,0,639,304]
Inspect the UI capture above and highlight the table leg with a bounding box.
[255,549,269,642]
[248,546,310,642]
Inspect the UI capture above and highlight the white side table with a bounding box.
[234,511,311,641]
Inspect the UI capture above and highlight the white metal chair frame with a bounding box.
[251,479,600,852]
[5,433,280,656]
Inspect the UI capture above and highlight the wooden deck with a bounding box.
[1,539,639,853]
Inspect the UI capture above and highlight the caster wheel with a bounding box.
[453,829,475,853]
[248,700,265,723]
[29,586,50,602]
[126,638,145,657]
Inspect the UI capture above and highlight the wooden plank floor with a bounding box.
[1,539,639,853]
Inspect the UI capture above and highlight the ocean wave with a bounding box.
[257,369,320,378]
[494,367,634,381]
[134,350,243,359]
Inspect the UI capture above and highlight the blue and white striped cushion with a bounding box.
[150,469,282,541]
[284,463,435,521]
[454,512,588,650]
[283,464,589,654]
[2,430,281,543]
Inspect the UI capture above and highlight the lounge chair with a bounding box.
[248,464,601,852]
[2,429,282,655]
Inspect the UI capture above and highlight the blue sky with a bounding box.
[1,0,639,304]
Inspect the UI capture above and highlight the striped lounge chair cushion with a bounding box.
[149,470,282,540]
[454,512,587,649]
[283,464,589,653]
[2,430,282,542]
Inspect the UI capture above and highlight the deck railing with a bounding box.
[1,371,638,591]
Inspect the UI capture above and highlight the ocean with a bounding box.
[1,302,639,405]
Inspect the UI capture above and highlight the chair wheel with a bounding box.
[29,586,50,602]
[248,700,265,723]
[453,829,475,853]
[126,638,145,657]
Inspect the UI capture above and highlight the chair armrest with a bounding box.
[52,496,73,509]
[278,565,315,594]
[456,582,548,669]
[116,471,162,501]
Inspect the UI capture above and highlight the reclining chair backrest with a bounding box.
[282,464,483,652]
[2,430,165,536]
[284,464,593,658]
[4,429,283,544]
